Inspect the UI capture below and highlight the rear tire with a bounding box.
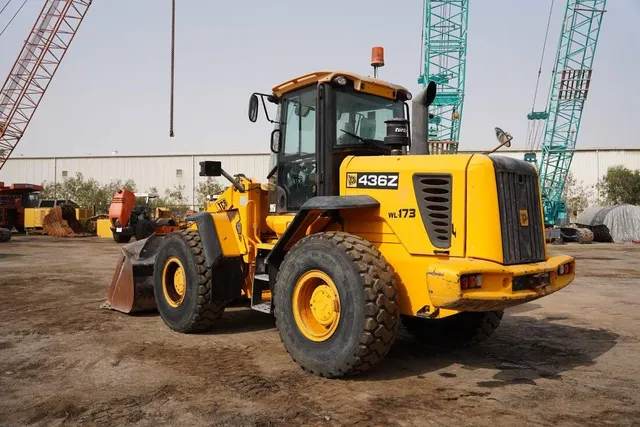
[153,229,227,333]
[401,310,503,348]
[274,231,399,378]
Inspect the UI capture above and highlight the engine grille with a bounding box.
[492,156,545,265]
[413,174,453,249]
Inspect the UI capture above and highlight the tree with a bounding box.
[145,184,189,215]
[562,172,594,220]
[195,177,225,209]
[40,181,62,199]
[40,173,137,213]
[598,166,640,206]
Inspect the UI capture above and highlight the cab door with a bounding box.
[273,85,318,213]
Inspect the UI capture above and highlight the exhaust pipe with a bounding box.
[410,81,437,155]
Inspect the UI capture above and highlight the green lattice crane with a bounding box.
[418,0,468,154]
[526,0,607,225]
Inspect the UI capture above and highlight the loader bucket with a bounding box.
[101,234,163,313]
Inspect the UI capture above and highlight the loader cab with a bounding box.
[250,71,412,213]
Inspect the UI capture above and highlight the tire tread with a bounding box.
[275,231,400,377]
[172,229,226,333]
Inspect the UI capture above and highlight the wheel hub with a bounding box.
[173,267,185,296]
[292,270,341,342]
[309,285,338,326]
[162,257,186,308]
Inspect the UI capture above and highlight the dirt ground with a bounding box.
[1,236,639,427]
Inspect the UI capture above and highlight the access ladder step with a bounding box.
[251,302,271,314]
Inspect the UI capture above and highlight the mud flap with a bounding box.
[101,234,163,313]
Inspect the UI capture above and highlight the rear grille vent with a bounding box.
[413,174,453,249]
[492,157,546,265]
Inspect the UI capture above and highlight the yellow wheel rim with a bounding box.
[292,270,341,342]
[162,257,187,308]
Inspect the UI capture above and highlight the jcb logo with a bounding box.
[216,198,229,211]
[519,209,529,227]
[346,173,358,188]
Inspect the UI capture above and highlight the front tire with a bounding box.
[401,310,504,348]
[153,229,227,333]
[274,231,399,378]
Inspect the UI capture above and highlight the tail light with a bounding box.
[461,274,483,290]
[558,263,572,276]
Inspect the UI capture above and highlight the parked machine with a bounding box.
[0,182,42,233]
[108,189,182,243]
[103,70,577,378]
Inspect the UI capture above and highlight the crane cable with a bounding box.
[418,0,425,77]
[527,0,556,151]
[169,0,175,137]
[0,0,28,40]
[0,0,14,17]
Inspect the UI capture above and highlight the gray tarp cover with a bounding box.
[577,204,640,242]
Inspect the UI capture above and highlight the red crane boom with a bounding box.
[0,0,92,170]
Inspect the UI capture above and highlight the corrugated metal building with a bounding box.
[1,149,638,207]
[0,153,273,208]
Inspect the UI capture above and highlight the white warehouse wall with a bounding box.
[1,149,639,207]
[0,153,272,208]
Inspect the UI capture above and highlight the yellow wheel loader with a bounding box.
[104,70,576,378]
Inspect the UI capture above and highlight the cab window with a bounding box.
[283,88,316,156]
[335,90,404,146]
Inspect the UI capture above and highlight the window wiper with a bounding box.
[339,129,388,151]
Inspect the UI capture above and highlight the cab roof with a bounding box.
[271,71,411,101]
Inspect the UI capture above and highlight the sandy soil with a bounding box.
[1,236,639,427]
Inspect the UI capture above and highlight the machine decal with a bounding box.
[346,172,399,189]
[216,198,229,211]
[519,209,529,227]
[388,208,416,219]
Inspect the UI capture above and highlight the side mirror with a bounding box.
[485,127,513,155]
[199,160,222,177]
[494,127,512,148]
[270,129,281,154]
[248,94,259,123]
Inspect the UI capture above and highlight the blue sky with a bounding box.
[0,0,637,157]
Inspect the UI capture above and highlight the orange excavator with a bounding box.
[109,189,183,243]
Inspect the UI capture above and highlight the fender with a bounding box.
[266,195,380,270]
[185,211,245,301]
[186,212,222,267]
